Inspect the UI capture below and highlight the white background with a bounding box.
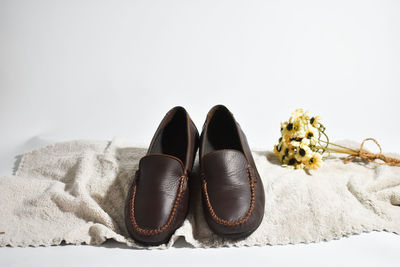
[0,0,399,266]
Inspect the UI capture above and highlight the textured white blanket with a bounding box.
[0,139,399,248]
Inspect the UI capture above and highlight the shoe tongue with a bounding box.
[202,149,249,178]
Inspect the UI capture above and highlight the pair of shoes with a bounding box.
[124,105,265,246]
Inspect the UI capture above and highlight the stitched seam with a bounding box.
[129,175,186,235]
[202,168,256,226]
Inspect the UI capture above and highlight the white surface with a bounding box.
[0,233,399,267]
[0,0,399,266]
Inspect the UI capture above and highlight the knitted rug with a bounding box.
[0,139,399,248]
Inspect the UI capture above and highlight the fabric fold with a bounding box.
[0,138,399,249]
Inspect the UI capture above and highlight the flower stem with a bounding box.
[316,148,349,153]
[314,146,359,155]
[318,139,359,153]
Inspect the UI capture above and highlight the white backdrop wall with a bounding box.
[1,0,399,176]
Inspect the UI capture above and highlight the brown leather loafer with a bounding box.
[125,106,199,246]
[200,105,265,239]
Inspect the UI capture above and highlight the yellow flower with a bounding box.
[273,143,280,157]
[279,142,296,164]
[280,121,288,132]
[290,139,301,147]
[281,122,290,139]
[291,108,311,124]
[310,115,321,127]
[304,126,318,145]
[304,152,323,170]
[302,111,310,122]
[289,134,306,148]
[275,109,325,170]
[294,162,305,169]
[282,120,302,141]
[292,120,301,131]
[295,143,312,162]
[299,137,311,146]
[292,127,306,139]
[278,143,286,162]
[291,109,304,120]
[305,129,315,139]
[286,156,298,166]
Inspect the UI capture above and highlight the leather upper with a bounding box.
[202,150,251,222]
[125,106,199,246]
[200,105,265,238]
[133,154,185,229]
